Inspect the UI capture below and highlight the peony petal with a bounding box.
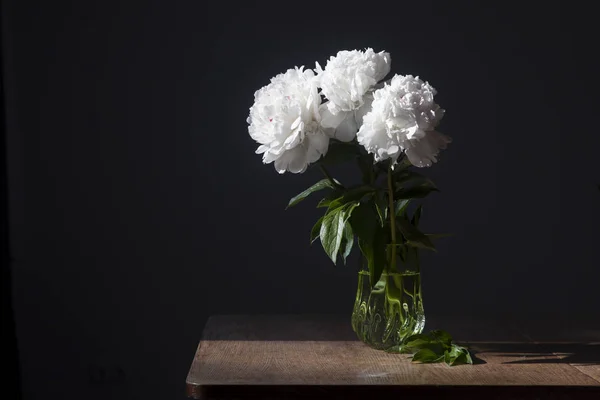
[405,146,431,168]
[334,113,358,142]
[262,150,279,164]
[255,145,269,154]
[273,153,290,174]
[315,61,324,74]
[405,130,452,168]
[290,116,302,130]
[286,146,308,174]
[373,50,391,82]
[354,92,374,127]
[406,126,425,141]
[247,66,323,175]
[428,130,452,150]
[320,105,348,129]
[269,144,285,155]
[305,133,329,163]
[317,49,391,114]
[355,74,446,166]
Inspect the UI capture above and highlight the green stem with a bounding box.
[319,165,340,188]
[387,163,397,274]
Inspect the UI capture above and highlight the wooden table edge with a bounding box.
[185,315,600,398]
[185,382,600,400]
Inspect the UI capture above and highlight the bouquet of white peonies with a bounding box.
[247,48,450,273]
[246,48,470,365]
[248,48,450,174]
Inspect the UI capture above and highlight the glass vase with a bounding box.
[351,266,425,351]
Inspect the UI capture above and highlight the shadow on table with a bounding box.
[465,342,600,365]
[467,352,488,365]
[202,314,537,342]
[202,314,359,341]
[202,315,600,367]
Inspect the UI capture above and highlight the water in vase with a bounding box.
[351,270,425,351]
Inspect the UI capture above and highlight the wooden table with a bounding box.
[186,314,600,399]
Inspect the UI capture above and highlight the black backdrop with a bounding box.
[3,1,599,399]
[1,8,22,399]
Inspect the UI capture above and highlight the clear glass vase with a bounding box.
[351,267,425,351]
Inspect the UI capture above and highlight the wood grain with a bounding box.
[517,319,600,384]
[186,314,600,399]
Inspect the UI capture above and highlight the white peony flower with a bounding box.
[319,92,374,142]
[316,48,391,115]
[247,67,329,174]
[404,130,452,168]
[315,48,390,142]
[356,74,451,167]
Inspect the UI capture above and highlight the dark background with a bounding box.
[2,0,598,399]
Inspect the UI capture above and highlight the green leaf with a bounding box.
[322,187,373,212]
[341,222,354,264]
[430,330,453,347]
[404,333,433,343]
[394,199,410,216]
[403,334,433,349]
[357,153,375,184]
[319,202,359,265]
[421,342,447,355]
[349,202,377,241]
[412,348,445,363]
[386,344,413,354]
[316,189,344,208]
[342,185,377,203]
[344,202,360,220]
[324,196,345,211]
[356,227,386,288]
[374,192,387,226]
[404,245,420,270]
[412,204,423,227]
[358,237,372,268]
[287,179,337,209]
[317,198,332,208]
[396,243,407,263]
[451,352,472,366]
[405,241,436,251]
[310,216,324,244]
[454,348,473,366]
[319,207,346,264]
[401,330,473,366]
[369,227,386,287]
[395,170,436,188]
[359,237,383,286]
[320,141,360,166]
[396,217,436,251]
[394,182,439,200]
[350,200,386,285]
[444,345,473,366]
